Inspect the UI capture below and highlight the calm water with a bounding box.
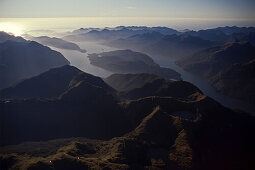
[50,42,118,78]
[51,42,255,114]
[1,17,254,112]
[152,56,255,114]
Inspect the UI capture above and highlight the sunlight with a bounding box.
[0,22,24,36]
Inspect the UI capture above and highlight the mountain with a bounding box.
[64,28,140,42]
[88,49,182,80]
[1,95,254,170]
[64,26,179,42]
[0,40,69,89]
[177,41,255,77]
[71,27,101,34]
[0,65,80,99]
[0,65,126,146]
[106,26,255,59]
[238,32,255,46]
[26,35,86,53]
[184,26,255,42]
[107,31,164,51]
[210,59,255,104]
[0,31,26,43]
[185,29,229,42]
[177,41,255,104]
[1,27,255,170]
[117,26,180,35]
[108,33,215,59]
[0,65,254,169]
[104,73,202,100]
[214,26,255,35]
[145,34,215,58]
[0,65,115,99]
[121,96,254,169]
[104,73,161,92]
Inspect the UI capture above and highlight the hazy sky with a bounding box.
[0,0,255,19]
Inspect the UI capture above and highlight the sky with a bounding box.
[0,0,255,36]
[0,0,255,19]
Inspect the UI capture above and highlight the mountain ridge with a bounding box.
[0,38,69,89]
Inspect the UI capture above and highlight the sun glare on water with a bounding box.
[0,22,24,36]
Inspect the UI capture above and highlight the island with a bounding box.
[87,49,181,80]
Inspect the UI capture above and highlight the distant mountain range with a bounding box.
[184,29,230,42]
[0,65,254,170]
[0,33,69,89]
[63,26,180,42]
[80,26,255,105]
[87,49,181,80]
[184,27,255,43]
[106,32,216,59]
[145,33,216,58]
[213,26,255,35]
[63,26,255,58]
[64,26,255,43]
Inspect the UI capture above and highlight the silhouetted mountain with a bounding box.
[177,41,255,104]
[104,73,161,92]
[0,65,115,99]
[121,96,255,169]
[0,65,125,145]
[26,35,86,53]
[177,41,255,77]
[1,95,254,170]
[88,49,181,80]
[0,40,69,89]
[0,65,79,99]
[238,32,255,45]
[210,59,255,104]
[105,73,202,100]
[0,31,26,43]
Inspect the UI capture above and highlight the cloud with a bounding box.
[127,6,137,10]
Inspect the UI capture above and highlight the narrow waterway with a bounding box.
[151,56,255,113]
[51,42,255,114]
[50,41,118,78]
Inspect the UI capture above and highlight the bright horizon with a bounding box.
[1,17,255,36]
[1,0,255,36]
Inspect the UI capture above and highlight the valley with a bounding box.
[1,25,255,170]
[51,39,255,113]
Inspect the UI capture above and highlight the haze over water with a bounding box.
[1,17,255,36]
[1,16,254,113]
